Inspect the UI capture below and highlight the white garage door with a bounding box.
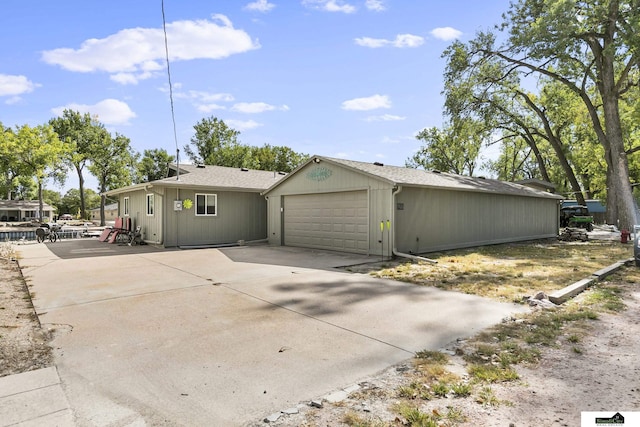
[284,191,369,253]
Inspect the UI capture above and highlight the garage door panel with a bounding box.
[284,191,368,254]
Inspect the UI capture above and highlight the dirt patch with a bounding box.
[252,273,640,426]
[0,256,52,377]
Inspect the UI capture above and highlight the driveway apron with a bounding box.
[18,241,525,426]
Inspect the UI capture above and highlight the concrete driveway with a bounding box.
[18,240,525,426]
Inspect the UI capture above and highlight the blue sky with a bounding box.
[1,0,509,193]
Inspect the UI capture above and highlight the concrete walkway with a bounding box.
[6,240,526,426]
[0,367,74,427]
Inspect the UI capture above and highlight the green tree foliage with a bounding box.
[88,130,137,225]
[407,119,486,176]
[4,124,68,219]
[59,188,100,218]
[250,144,309,173]
[42,189,62,216]
[460,0,640,228]
[185,116,308,172]
[184,117,245,166]
[49,110,102,219]
[137,148,175,183]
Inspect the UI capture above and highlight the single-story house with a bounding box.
[89,202,119,223]
[0,200,55,222]
[104,164,286,247]
[262,156,564,256]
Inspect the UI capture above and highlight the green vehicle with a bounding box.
[560,205,594,231]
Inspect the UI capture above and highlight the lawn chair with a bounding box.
[127,226,142,246]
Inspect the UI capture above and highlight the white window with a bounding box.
[195,193,217,216]
[146,194,154,216]
[123,197,130,216]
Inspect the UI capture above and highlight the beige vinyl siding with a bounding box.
[265,161,395,255]
[118,189,163,244]
[163,188,267,247]
[394,187,559,254]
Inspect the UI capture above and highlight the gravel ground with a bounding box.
[0,257,52,377]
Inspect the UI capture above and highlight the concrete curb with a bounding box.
[548,257,635,304]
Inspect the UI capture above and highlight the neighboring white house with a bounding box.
[0,200,55,222]
[90,203,119,223]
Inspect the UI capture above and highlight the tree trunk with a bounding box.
[37,181,44,222]
[99,185,106,227]
[598,2,638,230]
[76,165,86,220]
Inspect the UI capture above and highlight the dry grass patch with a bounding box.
[371,240,632,302]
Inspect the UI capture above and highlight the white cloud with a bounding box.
[430,27,463,41]
[354,37,387,48]
[244,0,276,12]
[225,119,262,131]
[51,99,136,125]
[364,114,406,122]
[41,15,259,84]
[302,0,356,13]
[197,103,227,113]
[341,94,391,111]
[231,102,289,113]
[365,0,386,11]
[171,90,234,112]
[355,33,424,48]
[178,90,234,102]
[0,74,40,96]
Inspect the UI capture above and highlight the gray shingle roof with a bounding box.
[0,200,55,210]
[296,156,563,199]
[105,164,287,196]
[155,164,287,191]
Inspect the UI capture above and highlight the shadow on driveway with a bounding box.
[40,238,168,259]
[219,244,380,270]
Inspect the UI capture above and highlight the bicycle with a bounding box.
[35,224,60,243]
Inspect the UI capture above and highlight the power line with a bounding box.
[161,0,180,180]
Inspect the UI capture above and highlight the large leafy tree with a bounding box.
[49,110,101,219]
[136,148,175,183]
[250,145,308,173]
[88,130,137,225]
[407,119,486,176]
[185,117,247,166]
[185,116,307,172]
[7,124,67,219]
[455,0,640,228]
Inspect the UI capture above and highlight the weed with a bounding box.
[431,381,450,397]
[342,411,387,427]
[415,350,449,364]
[572,346,583,354]
[582,286,626,312]
[567,334,581,343]
[398,381,431,400]
[451,382,472,397]
[445,405,467,423]
[468,364,519,383]
[476,386,501,407]
[393,403,439,427]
